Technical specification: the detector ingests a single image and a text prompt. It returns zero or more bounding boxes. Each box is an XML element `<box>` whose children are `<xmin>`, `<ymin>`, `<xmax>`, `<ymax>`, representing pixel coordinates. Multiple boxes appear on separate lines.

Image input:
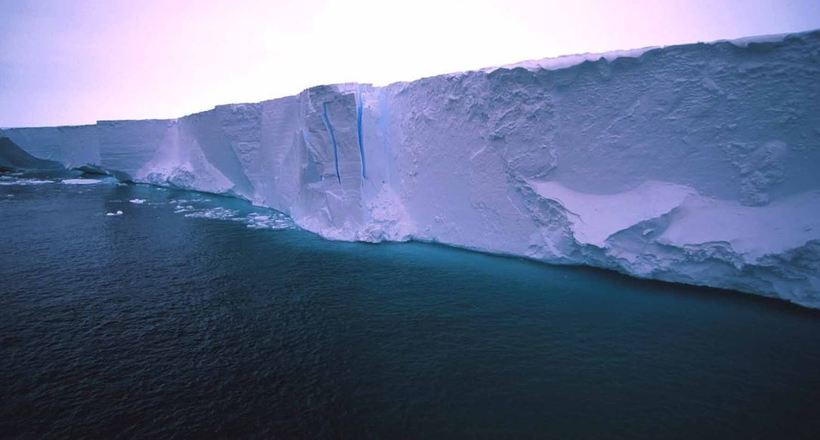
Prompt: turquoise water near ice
<box><xmin>1</xmin><ymin>174</ymin><xmax>819</xmax><ymax>438</ymax></box>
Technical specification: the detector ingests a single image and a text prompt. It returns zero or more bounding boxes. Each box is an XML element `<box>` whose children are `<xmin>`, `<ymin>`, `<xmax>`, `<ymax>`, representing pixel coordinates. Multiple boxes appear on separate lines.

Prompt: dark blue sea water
<box><xmin>2</xmin><ymin>174</ymin><xmax>820</xmax><ymax>439</ymax></box>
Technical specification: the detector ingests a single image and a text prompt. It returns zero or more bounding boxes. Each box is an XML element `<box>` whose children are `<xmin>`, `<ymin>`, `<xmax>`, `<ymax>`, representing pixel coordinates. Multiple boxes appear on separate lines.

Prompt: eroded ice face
<box><xmin>4</xmin><ymin>30</ymin><xmax>820</xmax><ymax>307</ymax></box>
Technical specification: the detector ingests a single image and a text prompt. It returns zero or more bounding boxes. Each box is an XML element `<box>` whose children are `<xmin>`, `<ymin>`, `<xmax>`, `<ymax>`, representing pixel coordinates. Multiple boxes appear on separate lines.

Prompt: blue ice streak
<box><xmin>356</xmin><ymin>94</ymin><xmax>367</xmax><ymax>178</ymax></box>
<box><xmin>321</xmin><ymin>102</ymin><xmax>341</xmax><ymax>184</ymax></box>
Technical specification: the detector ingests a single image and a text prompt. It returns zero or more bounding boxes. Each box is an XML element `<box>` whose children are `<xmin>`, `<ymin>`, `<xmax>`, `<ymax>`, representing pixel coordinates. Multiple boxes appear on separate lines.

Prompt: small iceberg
<box><xmin>62</xmin><ymin>178</ymin><xmax>102</xmax><ymax>185</ymax></box>
<box><xmin>129</xmin><ymin>198</ymin><xmax>147</xmax><ymax>204</ymax></box>
<box><xmin>106</xmin><ymin>210</ymin><xmax>124</xmax><ymax>216</ymax></box>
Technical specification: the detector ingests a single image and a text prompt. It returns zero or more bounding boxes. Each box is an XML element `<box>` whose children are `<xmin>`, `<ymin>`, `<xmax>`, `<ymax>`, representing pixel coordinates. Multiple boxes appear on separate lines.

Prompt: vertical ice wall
<box><xmin>4</xmin><ymin>30</ymin><xmax>820</xmax><ymax>306</ymax></box>
<box><xmin>97</xmin><ymin>120</ymin><xmax>171</xmax><ymax>178</ymax></box>
<box><xmin>7</xmin><ymin>121</ymin><xmax>168</xmax><ymax>175</ymax></box>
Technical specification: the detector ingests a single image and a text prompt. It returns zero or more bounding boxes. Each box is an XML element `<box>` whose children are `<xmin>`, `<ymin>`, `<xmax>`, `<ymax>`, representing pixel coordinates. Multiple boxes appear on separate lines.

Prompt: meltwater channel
<box><xmin>1</xmin><ymin>174</ymin><xmax>819</xmax><ymax>439</ymax></box>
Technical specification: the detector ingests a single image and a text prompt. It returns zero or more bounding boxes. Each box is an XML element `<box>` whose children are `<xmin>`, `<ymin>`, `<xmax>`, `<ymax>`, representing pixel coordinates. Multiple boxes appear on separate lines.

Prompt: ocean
<box><xmin>2</xmin><ymin>173</ymin><xmax>819</xmax><ymax>439</ymax></box>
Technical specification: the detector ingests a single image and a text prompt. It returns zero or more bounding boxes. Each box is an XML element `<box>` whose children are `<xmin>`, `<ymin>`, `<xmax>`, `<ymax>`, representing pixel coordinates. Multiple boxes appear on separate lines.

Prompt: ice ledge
<box><xmin>525</xmin><ymin>179</ymin><xmax>820</xmax><ymax>307</ymax></box>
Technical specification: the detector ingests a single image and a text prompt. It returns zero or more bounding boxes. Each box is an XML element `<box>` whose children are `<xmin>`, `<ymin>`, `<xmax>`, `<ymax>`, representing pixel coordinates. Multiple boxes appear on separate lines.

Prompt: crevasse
<box><xmin>321</xmin><ymin>101</ymin><xmax>342</xmax><ymax>184</ymax></box>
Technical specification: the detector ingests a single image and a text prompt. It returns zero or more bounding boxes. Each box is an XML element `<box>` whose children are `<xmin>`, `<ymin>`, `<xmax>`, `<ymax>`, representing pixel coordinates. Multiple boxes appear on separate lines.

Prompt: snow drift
<box><xmin>5</xmin><ymin>31</ymin><xmax>820</xmax><ymax>307</ymax></box>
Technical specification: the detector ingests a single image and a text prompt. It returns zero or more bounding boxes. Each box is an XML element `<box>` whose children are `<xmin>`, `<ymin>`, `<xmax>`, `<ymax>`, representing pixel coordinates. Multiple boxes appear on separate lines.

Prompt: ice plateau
<box><xmin>4</xmin><ymin>31</ymin><xmax>820</xmax><ymax>307</ymax></box>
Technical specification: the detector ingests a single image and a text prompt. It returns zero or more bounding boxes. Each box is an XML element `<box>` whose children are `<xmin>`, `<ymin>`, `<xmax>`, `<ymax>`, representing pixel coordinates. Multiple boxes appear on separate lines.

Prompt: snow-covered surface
<box><xmin>5</xmin><ymin>30</ymin><xmax>820</xmax><ymax>307</ymax></box>
<box><xmin>527</xmin><ymin>180</ymin><xmax>696</xmax><ymax>247</ymax></box>
<box><xmin>485</xmin><ymin>47</ymin><xmax>655</xmax><ymax>74</ymax></box>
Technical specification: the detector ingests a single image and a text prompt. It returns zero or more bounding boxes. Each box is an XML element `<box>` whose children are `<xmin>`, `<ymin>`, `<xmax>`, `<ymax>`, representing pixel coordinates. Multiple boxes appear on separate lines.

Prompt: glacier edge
<box><xmin>4</xmin><ymin>30</ymin><xmax>820</xmax><ymax>307</ymax></box>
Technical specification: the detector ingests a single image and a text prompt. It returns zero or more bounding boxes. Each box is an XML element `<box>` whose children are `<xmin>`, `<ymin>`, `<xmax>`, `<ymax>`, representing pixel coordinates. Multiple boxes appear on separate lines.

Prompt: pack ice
<box><xmin>5</xmin><ymin>31</ymin><xmax>820</xmax><ymax>307</ymax></box>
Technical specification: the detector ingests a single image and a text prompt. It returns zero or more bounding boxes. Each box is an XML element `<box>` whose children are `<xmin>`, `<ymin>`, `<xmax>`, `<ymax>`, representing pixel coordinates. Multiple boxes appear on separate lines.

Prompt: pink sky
<box><xmin>1</xmin><ymin>0</ymin><xmax>818</xmax><ymax>127</ymax></box>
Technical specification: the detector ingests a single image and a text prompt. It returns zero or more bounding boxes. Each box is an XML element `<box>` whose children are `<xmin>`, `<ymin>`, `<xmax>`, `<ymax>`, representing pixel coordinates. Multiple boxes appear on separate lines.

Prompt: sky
<box><xmin>1</xmin><ymin>0</ymin><xmax>819</xmax><ymax>127</ymax></box>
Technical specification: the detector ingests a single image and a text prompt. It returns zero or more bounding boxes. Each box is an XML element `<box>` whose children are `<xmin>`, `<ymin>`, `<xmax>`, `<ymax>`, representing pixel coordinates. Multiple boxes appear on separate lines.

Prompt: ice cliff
<box><xmin>0</xmin><ymin>137</ymin><xmax>63</xmax><ymax>171</ymax></box>
<box><xmin>5</xmin><ymin>31</ymin><xmax>820</xmax><ymax>307</ymax></box>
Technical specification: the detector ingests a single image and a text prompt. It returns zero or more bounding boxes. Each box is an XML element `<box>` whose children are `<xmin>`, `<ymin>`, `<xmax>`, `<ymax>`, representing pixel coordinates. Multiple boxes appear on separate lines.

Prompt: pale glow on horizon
<box><xmin>1</xmin><ymin>0</ymin><xmax>818</xmax><ymax>127</ymax></box>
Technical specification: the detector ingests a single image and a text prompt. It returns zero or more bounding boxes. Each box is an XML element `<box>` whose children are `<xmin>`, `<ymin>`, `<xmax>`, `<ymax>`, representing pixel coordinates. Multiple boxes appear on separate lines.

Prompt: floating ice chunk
<box><xmin>129</xmin><ymin>198</ymin><xmax>147</xmax><ymax>204</ymax></box>
<box><xmin>245</xmin><ymin>212</ymin><xmax>295</xmax><ymax>230</ymax></box>
<box><xmin>183</xmin><ymin>207</ymin><xmax>238</xmax><ymax>220</ymax></box>
<box><xmin>0</xmin><ymin>176</ymin><xmax>54</xmax><ymax>185</ymax></box>
<box><xmin>106</xmin><ymin>210</ymin><xmax>124</xmax><ymax>216</ymax></box>
<box><xmin>62</xmin><ymin>178</ymin><xmax>102</xmax><ymax>185</ymax></box>
<box><xmin>173</xmin><ymin>204</ymin><xmax>195</xmax><ymax>213</ymax></box>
